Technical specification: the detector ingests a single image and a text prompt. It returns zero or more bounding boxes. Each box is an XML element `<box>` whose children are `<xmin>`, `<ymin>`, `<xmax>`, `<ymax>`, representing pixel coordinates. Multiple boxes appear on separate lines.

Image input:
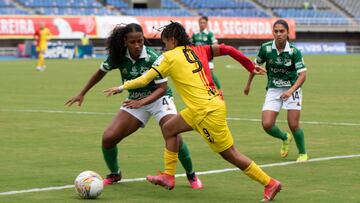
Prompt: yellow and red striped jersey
<box><xmin>152</xmin><ymin>45</ymin><xmax>223</xmax><ymax>115</ymax></box>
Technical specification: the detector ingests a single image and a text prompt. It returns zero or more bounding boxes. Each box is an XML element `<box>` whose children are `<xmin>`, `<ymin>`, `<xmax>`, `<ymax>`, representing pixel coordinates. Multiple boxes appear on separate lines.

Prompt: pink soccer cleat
<box><xmin>146</xmin><ymin>172</ymin><xmax>175</xmax><ymax>190</ymax></box>
<box><xmin>262</xmin><ymin>178</ymin><xmax>282</xmax><ymax>201</ymax></box>
<box><xmin>187</xmin><ymin>175</ymin><xmax>203</xmax><ymax>189</ymax></box>
<box><xmin>103</xmin><ymin>172</ymin><xmax>122</xmax><ymax>186</ymax></box>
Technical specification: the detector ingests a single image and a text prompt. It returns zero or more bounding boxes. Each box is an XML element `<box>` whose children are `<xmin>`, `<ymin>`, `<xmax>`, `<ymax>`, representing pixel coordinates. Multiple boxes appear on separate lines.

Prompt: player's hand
<box><xmin>123</xmin><ymin>99</ymin><xmax>144</xmax><ymax>109</ymax></box>
<box><xmin>243</xmin><ymin>86</ymin><xmax>251</xmax><ymax>95</ymax></box>
<box><xmin>252</xmin><ymin>65</ymin><xmax>266</xmax><ymax>75</ymax></box>
<box><xmin>65</xmin><ymin>94</ymin><xmax>84</xmax><ymax>107</ymax></box>
<box><xmin>103</xmin><ymin>86</ymin><xmax>124</xmax><ymax>97</ymax></box>
<box><xmin>280</xmin><ymin>90</ymin><xmax>292</xmax><ymax>101</ymax></box>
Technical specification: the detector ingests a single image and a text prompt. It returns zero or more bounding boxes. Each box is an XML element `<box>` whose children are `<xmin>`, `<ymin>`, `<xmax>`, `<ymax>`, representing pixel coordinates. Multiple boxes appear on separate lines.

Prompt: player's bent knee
<box><xmin>262</xmin><ymin>122</ymin><xmax>273</xmax><ymax>132</ymax></box>
<box><xmin>102</xmin><ymin>130</ymin><xmax>122</xmax><ymax>148</ymax></box>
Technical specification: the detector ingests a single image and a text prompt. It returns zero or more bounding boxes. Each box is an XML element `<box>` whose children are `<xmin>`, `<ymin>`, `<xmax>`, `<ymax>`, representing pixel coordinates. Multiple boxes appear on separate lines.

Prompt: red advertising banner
<box><xmin>0</xmin><ymin>16</ymin><xmax>96</xmax><ymax>38</ymax></box>
<box><xmin>136</xmin><ymin>17</ymin><xmax>296</xmax><ymax>39</ymax></box>
<box><xmin>0</xmin><ymin>16</ymin><xmax>295</xmax><ymax>39</ymax></box>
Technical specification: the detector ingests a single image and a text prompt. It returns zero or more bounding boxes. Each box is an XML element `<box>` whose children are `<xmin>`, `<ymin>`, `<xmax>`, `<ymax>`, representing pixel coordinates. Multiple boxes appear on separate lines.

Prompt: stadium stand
<box><xmin>331</xmin><ymin>0</ymin><xmax>360</xmax><ymax>18</ymax></box>
<box><xmin>0</xmin><ymin>0</ymin><xmax>359</xmax><ymax>25</ymax></box>
<box><xmin>256</xmin><ymin>0</ymin><xmax>349</xmax><ymax>24</ymax></box>
<box><xmin>0</xmin><ymin>0</ymin><xmax>30</xmax><ymax>15</ymax></box>
<box><xmin>16</xmin><ymin>0</ymin><xmax>116</xmax><ymax>15</ymax></box>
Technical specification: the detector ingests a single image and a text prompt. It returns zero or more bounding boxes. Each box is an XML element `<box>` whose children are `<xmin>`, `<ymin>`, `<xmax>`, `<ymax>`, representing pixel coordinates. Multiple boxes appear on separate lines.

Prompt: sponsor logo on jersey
<box><xmin>270</xmin><ymin>67</ymin><xmax>290</xmax><ymax>75</ymax></box>
<box><xmin>284</xmin><ymin>59</ymin><xmax>292</xmax><ymax>66</ymax></box>
<box><xmin>272</xmin><ymin>79</ymin><xmax>291</xmax><ymax>87</ymax></box>
<box><xmin>139</xmin><ymin>66</ymin><xmax>149</xmax><ymax>74</ymax></box>
<box><xmin>275</xmin><ymin>57</ymin><xmax>283</xmax><ymax>65</ymax></box>
<box><xmin>129</xmin><ymin>90</ymin><xmax>152</xmax><ymax>99</ymax></box>
<box><xmin>130</xmin><ymin>66</ymin><xmax>139</xmax><ymax>76</ymax></box>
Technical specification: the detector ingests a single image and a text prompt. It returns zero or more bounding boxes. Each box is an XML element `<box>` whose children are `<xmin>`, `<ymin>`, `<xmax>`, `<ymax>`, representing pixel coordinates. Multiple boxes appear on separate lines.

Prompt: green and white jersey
<box><xmin>255</xmin><ymin>40</ymin><xmax>306</xmax><ymax>89</ymax></box>
<box><xmin>100</xmin><ymin>46</ymin><xmax>172</xmax><ymax>100</ymax></box>
<box><xmin>192</xmin><ymin>29</ymin><xmax>218</xmax><ymax>46</ymax></box>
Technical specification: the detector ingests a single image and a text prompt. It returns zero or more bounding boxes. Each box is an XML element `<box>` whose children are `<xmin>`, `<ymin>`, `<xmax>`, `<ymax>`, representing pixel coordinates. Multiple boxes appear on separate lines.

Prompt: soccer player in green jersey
<box><xmin>244</xmin><ymin>19</ymin><xmax>308</xmax><ymax>162</ymax></box>
<box><xmin>66</xmin><ymin>23</ymin><xmax>202</xmax><ymax>188</ymax></box>
<box><xmin>192</xmin><ymin>16</ymin><xmax>223</xmax><ymax>98</ymax></box>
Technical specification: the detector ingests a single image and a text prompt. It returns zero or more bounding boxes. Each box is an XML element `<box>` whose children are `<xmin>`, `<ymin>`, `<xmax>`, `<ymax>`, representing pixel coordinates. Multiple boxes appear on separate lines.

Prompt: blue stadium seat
<box><xmin>180</xmin><ymin>0</ymin><xmax>254</xmax><ymax>9</ymax></box>
<box><xmin>199</xmin><ymin>9</ymin><xmax>269</xmax><ymax>17</ymax></box>
<box><xmin>121</xmin><ymin>8</ymin><xmax>193</xmax><ymax>16</ymax></box>
<box><xmin>274</xmin><ymin>8</ymin><xmax>349</xmax><ymax>24</ymax></box>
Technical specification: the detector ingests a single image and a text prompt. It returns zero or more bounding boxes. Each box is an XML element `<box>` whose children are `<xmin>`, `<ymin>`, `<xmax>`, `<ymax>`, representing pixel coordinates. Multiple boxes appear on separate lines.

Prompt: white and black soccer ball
<box><xmin>74</xmin><ymin>170</ymin><xmax>103</xmax><ymax>199</ymax></box>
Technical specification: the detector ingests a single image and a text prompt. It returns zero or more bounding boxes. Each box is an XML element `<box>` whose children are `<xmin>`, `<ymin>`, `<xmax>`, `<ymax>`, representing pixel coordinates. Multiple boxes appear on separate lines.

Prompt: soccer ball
<box><xmin>74</xmin><ymin>170</ymin><xmax>104</xmax><ymax>199</ymax></box>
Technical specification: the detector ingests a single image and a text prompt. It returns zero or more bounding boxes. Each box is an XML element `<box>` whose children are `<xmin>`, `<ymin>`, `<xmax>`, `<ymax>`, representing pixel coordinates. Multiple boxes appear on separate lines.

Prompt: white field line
<box><xmin>0</xmin><ymin>154</ymin><xmax>359</xmax><ymax>196</ymax></box>
<box><xmin>1</xmin><ymin>109</ymin><xmax>360</xmax><ymax>127</ymax></box>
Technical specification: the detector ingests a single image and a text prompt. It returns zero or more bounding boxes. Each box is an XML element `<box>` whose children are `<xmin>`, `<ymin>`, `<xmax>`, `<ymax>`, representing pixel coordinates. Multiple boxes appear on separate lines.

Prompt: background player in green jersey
<box><xmin>192</xmin><ymin>16</ymin><xmax>223</xmax><ymax>98</ymax></box>
<box><xmin>66</xmin><ymin>23</ymin><xmax>202</xmax><ymax>188</ymax></box>
<box><xmin>244</xmin><ymin>19</ymin><xmax>308</xmax><ymax>162</ymax></box>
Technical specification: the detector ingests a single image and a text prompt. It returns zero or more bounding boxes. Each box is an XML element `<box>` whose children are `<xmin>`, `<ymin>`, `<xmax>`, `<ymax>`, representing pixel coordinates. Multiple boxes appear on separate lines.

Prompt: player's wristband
<box><xmin>117</xmin><ymin>85</ymin><xmax>124</xmax><ymax>92</ymax></box>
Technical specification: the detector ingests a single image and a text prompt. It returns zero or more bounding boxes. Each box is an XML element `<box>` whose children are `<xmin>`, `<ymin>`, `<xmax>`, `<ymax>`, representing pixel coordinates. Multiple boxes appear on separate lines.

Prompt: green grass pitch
<box><xmin>0</xmin><ymin>54</ymin><xmax>359</xmax><ymax>202</ymax></box>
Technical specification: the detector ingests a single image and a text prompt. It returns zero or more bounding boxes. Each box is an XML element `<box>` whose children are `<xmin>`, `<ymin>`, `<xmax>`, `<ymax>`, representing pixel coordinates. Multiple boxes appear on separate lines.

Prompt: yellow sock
<box><xmin>37</xmin><ymin>53</ymin><xmax>45</xmax><ymax>67</ymax></box>
<box><xmin>163</xmin><ymin>148</ymin><xmax>178</xmax><ymax>176</ymax></box>
<box><xmin>244</xmin><ymin>161</ymin><xmax>271</xmax><ymax>186</ymax></box>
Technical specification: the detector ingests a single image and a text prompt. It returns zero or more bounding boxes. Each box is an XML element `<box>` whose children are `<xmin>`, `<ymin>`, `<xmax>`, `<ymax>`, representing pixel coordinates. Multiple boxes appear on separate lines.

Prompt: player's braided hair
<box><xmin>106</xmin><ymin>23</ymin><xmax>144</xmax><ymax>65</ymax></box>
<box><xmin>161</xmin><ymin>21</ymin><xmax>192</xmax><ymax>46</ymax></box>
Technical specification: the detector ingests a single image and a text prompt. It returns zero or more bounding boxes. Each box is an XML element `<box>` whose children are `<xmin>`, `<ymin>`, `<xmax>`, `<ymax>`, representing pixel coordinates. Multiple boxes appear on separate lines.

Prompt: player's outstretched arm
<box><xmin>244</xmin><ymin>72</ymin><xmax>255</xmax><ymax>95</ymax></box>
<box><xmin>123</xmin><ymin>82</ymin><xmax>167</xmax><ymax>109</ymax></box>
<box><xmin>211</xmin><ymin>44</ymin><xmax>266</xmax><ymax>75</ymax></box>
<box><xmin>66</xmin><ymin>69</ymin><xmax>106</xmax><ymax>107</ymax></box>
<box><xmin>103</xmin><ymin>68</ymin><xmax>159</xmax><ymax>97</ymax></box>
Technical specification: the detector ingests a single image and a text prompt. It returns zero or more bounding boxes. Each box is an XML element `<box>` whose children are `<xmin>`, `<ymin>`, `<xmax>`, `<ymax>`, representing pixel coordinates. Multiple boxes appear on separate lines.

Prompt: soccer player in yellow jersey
<box><xmin>104</xmin><ymin>22</ymin><xmax>282</xmax><ymax>201</ymax></box>
<box><xmin>34</xmin><ymin>22</ymin><xmax>51</xmax><ymax>71</ymax></box>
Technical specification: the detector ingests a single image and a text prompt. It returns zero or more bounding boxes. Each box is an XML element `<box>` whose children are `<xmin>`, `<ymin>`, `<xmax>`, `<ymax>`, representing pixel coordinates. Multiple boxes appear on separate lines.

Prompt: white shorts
<box><xmin>120</xmin><ymin>95</ymin><xmax>177</xmax><ymax>127</ymax></box>
<box><xmin>262</xmin><ymin>88</ymin><xmax>302</xmax><ymax>112</ymax></box>
<box><xmin>209</xmin><ymin>62</ymin><xmax>214</xmax><ymax>70</ymax></box>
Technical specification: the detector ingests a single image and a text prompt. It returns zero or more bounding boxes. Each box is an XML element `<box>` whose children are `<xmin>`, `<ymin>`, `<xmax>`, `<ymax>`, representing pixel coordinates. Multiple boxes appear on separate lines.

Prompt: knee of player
<box><xmin>262</xmin><ymin>122</ymin><xmax>273</xmax><ymax>132</ymax></box>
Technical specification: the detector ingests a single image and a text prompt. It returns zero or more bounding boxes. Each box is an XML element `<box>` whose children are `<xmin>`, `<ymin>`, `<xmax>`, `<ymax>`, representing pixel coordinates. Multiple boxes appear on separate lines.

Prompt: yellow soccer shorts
<box><xmin>180</xmin><ymin>104</ymin><xmax>234</xmax><ymax>153</ymax></box>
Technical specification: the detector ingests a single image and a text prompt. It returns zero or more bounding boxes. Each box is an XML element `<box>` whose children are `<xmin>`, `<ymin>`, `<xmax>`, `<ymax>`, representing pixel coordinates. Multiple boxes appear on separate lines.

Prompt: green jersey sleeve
<box><xmin>209</xmin><ymin>32</ymin><xmax>218</xmax><ymax>44</ymax></box>
<box><xmin>100</xmin><ymin>56</ymin><xmax>116</xmax><ymax>72</ymax></box>
<box><xmin>255</xmin><ymin>45</ymin><xmax>267</xmax><ymax>65</ymax></box>
<box><xmin>293</xmin><ymin>48</ymin><xmax>306</xmax><ymax>73</ymax></box>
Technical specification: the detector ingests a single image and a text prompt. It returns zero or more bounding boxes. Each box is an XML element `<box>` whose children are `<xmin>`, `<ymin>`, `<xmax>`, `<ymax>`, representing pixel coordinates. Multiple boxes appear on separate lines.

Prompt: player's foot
<box><xmin>36</xmin><ymin>66</ymin><xmax>44</xmax><ymax>72</ymax></box>
<box><xmin>296</xmin><ymin>153</ymin><xmax>309</xmax><ymax>162</ymax></box>
<box><xmin>280</xmin><ymin>133</ymin><xmax>293</xmax><ymax>158</ymax></box>
<box><xmin>146</xmin><ymin>172</ymin><xmax>175</xmax><ymax>190</ymax></box>
<box><xmin>103</xmin><ymin>172</ymin><xmax>122</xmax><ymax>185</ymax></box>
<box><xmin>262</xmin><ymin>178</ymin><xmax>282</xmax><ymax>201</ymax></box>
<box><xmin>186</xmin><ymin>172</ymin><xmax>203</xmax><ymax>189</ymax></box>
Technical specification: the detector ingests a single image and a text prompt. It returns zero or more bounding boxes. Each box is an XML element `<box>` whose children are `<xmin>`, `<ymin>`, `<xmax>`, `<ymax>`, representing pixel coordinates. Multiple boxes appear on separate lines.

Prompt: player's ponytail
<box><xmin>106</xmin><ymin>23</ymin><xmax>144</xmax><ymax>65</ymax></box>
<box><xmin>161</xmin><ymin>22</ymin><xmax>191</xmax><ymax>47</ymax></box>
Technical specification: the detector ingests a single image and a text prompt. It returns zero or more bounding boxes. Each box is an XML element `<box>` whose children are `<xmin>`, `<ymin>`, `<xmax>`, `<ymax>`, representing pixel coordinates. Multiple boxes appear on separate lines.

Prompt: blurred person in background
<box><xmin>34</xmin><ymin>22</ymin><xmax>51</xmax><ymax>71</ymax></box>
<box><xmin>81</xmin><ymin>33</ymin><xmax>90</xmax><ymax>45</ymax></box>
<box><xmin>244</xmin><ymin>19</ymin><xmax>308</xmax><ymax>162</ymax></box>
